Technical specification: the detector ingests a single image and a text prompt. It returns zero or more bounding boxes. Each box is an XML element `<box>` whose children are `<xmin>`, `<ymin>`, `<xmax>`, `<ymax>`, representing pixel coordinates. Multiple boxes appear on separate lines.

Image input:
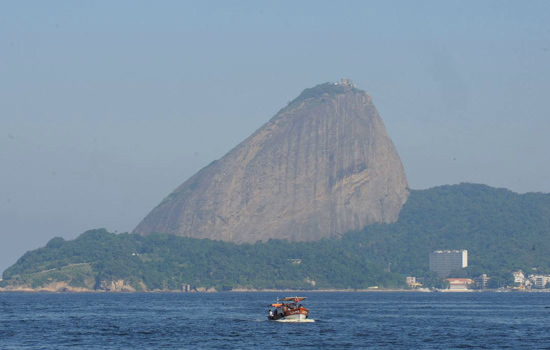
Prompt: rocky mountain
<box><xmin>4</xmin><ymin>184</ymin><xmax>550</xmax><ymax>292</ymax></box>
<box><xmin>133</xmin><ymin>80</ymin><xmax>409</xmax><ymax>242</ymax></box>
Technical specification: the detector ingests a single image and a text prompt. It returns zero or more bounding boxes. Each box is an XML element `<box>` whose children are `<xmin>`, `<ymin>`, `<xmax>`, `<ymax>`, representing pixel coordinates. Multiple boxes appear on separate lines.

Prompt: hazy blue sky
<box><xmin>1</xmin><ymin>1</ymin><xmax>549</xmax><ymax>273</ymax></box>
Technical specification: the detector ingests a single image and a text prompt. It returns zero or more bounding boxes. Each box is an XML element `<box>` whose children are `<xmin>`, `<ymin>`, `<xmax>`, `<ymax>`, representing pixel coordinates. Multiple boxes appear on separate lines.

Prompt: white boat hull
<box><xmin>284</xmin><ymin>312</ymin><xmax>306</xmax><ymax>321</ymax></box>
<box><xmin>272</xmin><ymin>311</ymin><xmax>314</xmax><ymax>322</ymax></box>
<box><xmin>274</xmin><ymin>318</ymin><xmax>315</xmax><ymax>323</ymax></box>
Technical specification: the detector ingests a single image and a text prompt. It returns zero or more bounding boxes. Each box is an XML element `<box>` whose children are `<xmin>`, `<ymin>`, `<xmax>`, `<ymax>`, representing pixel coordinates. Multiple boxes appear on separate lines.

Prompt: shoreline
<box><xmin>1</xmin><ymin>286</ymin><xmax>544</xmax><ymax>293</ymax></box>
<box><xmin>0</xmin><ymin>287</ymin><xmax>413</xmax><ymax>293</ymax></box>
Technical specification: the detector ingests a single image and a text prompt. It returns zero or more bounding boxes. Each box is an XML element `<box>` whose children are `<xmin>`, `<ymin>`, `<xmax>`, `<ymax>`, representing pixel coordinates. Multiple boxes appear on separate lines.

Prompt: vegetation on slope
<box><xmin>2</xmin><ymin>183</ymin><xmax>550</xmax><ymax>291</ymax></box>
<box><xmin>1</xmin><ymin>230</ymin><xmax>401</xmax><ymax>291</ymax></box>
<box><xmin>345</xmin><ymin>183</ymin><xmax>550</xmax><ymax>285</ymax></box>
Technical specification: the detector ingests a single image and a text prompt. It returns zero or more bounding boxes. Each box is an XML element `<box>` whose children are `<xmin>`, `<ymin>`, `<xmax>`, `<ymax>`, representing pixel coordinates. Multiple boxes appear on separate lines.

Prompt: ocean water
<box><xmin>1</xmin><ymin>291</ymin><xmax>550</xmax><ymax>349</ymax></box>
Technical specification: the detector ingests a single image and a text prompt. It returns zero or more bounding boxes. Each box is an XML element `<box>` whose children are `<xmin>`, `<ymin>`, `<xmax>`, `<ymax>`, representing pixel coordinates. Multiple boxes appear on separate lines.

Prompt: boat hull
<box><xmin>283</xmin><ymin>308</ymin><xmax>308</xmax><ymax>320</ymax></box>
<box><xmin>274</xmin><ymin>317</ymin><xmax>315</xmax><ymax>323</ymax></box>
<box><xmin>279</xmin><ymin>313</ymin><xmax>307</xmax><ymax>322</ymax></box>
<box><xmin>268</xmin><ymin>307</ymin><xmax>309</xmax><ymax>322</ymax></box>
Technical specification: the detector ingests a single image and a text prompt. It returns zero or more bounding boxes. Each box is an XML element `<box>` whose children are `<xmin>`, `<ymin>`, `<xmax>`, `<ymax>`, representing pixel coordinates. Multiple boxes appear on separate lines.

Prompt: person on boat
<box><xmin>269</xmin><ymin>310</ymin><xmax>273</xmax><ymax>318</ymax></box>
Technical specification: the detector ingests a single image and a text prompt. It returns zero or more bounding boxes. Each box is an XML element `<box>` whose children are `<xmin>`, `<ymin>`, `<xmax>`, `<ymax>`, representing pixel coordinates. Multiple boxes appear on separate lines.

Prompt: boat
<box><xmin>267</xmin><ymin>297</ymin><xmax>313</xmax><ymax>322</ymax></box>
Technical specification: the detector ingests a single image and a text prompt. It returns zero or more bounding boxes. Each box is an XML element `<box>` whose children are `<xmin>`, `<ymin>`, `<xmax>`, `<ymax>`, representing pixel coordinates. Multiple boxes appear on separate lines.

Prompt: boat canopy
<box><xmin>280</xmin><ymin>297</ymin><xmax>306</xmax><ymax>301</ymax></box>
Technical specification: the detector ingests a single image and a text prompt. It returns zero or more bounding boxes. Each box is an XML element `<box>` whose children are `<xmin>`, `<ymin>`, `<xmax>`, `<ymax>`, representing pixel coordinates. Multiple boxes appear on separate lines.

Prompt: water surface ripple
<box><xmin>1</xmin><ymin>292</ymin><xmax>550</xmax><ymax>349</ymax></box>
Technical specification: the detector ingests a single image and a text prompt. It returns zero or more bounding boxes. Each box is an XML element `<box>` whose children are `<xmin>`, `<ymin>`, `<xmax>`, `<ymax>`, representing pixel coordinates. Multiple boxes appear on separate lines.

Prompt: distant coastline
<box><xmin>1</xmin><ymin>286</ymin><xmax>547</xmax><ymax>294</ymax></box>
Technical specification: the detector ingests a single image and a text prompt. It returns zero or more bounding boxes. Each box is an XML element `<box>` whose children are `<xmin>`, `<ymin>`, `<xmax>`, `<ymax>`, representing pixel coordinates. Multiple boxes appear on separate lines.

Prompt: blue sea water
<box><xmin>1</xmin><ymin>291</ymin><xmax>550</xmax><ymax>349</ymax></box>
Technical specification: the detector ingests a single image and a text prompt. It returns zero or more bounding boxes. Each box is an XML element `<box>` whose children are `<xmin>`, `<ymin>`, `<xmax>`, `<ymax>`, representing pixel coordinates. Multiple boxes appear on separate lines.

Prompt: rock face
<box><xmin>94</xmin><ymin>279</ymin><xmax>136</xmax><ymax>292</ymax></box>
<box><xmin>134</xmin><ymin>81</ymin><xmax>409</xmax><ymax>242</ymax></box>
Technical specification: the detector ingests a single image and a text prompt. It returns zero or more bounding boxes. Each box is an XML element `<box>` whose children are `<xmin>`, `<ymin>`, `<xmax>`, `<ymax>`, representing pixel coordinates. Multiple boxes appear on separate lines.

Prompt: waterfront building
<box><xmin>535</xmin><ymin>276</ymin><xmax>545</xmax><ymax>289</ymax></box>
<box><xmin>474</xmin><ymin>274</ymin><xmax>490</xmax><ymax>289</ymax></box>
<box><xmin>532</xmin><ymin>275</ymin><xmax>550</xmax><ymax>289</ymax></box>
<box><xmin>446</xmin><ymin>278</ymin><xmax>474</xmax><ymax>291</ymax></box>
<box><xmin>406</xmin><ymin>276</ymin><xmax>422</xmax><ymax>288</ymax></box>
<box><xmin>429</xmin><ymin>250</ymin><xmax>468</xmax><ymax>277</ymax></box>
<box><xmin>513</xmin><ymin>270</ymin><xmax>525</xmax><ymax>285</ymax></box>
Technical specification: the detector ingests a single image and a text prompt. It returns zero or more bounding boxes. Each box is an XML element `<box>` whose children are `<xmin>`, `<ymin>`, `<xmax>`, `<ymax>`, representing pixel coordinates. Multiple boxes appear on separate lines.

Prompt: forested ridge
<box><xmin>2</xmin><ymin>183</ymin><xmax>550</xmax><ymax>291</ymax></box>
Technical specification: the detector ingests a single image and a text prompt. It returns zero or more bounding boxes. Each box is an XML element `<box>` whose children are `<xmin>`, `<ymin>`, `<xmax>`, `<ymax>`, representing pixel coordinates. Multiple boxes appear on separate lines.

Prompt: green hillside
<box><xmin>2</xmin><ymin>183</ymin><xmax>550</xmax><ymax>291</ymax></box>
<box><xmin>1</xmin><ymin>230</ymin><xmax>402</xmax><ymax>291</ymax></box>
<box><xmin>346</xmin><ymin>183</ymin><xmax>550</xmax><ymax>281</ymax></box>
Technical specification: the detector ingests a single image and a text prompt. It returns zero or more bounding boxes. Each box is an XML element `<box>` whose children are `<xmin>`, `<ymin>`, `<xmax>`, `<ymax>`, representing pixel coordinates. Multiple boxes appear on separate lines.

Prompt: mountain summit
<box><xmin>134</xmin><ymin>80</ymin><xmax>409</xmax><ymax>242</ymax></box>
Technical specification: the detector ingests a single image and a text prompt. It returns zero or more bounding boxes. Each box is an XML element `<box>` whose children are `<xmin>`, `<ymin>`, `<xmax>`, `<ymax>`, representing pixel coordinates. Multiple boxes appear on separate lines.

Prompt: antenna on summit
<box><xmin>338</xmin><ymin>78</ymin><xmax>355</xmax><ymax>88</ymax></box>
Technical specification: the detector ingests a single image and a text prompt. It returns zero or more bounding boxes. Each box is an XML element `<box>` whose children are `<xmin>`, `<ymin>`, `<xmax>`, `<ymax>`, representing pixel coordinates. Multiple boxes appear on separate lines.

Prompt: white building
<box><xmin>531</xmin><ymin>275</ymin><xmax>550</xmax><ymax>289</ymax></box>
<box><xmin>429</xmin><ymin>250</ymin><xmax>468</xmax><ymax>277</ymax></box>
<box><xmin>406</xmin><ymin>276</ymin><xmax>422</xmax><ymax>288</ymax></box>
<box><xmin>447</xmin><ymin>278</ymin><xmax>474</xmax><ymax>291</ymax></box>
<box><xmin>513</xmin><ymin>270</ymin><xmax>525</xmax><ymax>284</ymax></box>
<box><xmin>474</xmin><ymin>274</ymin><xmax>490</xmax><ymax>289</ymax></box>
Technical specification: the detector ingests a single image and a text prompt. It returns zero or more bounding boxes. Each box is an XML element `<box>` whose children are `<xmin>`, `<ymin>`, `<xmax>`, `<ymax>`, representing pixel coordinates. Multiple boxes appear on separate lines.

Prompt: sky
<box><xmin>1</xmin><ymin>1</ymin><xmax>549</xmax><ymax>273</ymax></box>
